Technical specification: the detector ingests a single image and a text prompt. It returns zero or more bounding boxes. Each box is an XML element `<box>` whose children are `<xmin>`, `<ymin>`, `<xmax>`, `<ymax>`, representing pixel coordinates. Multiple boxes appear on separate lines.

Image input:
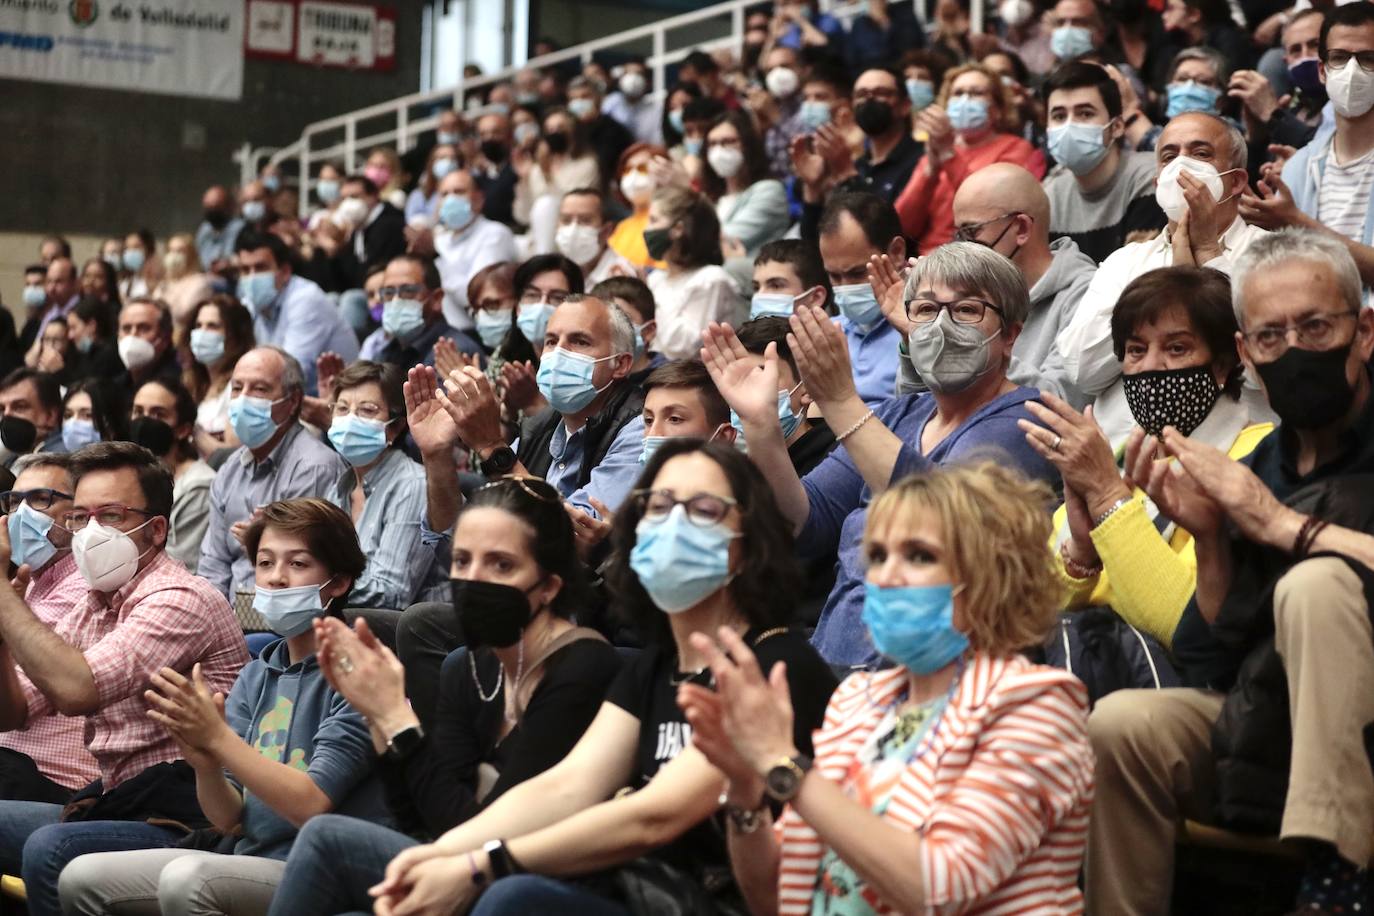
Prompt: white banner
<box><xmin>0</xmin><ymin>0</ymin><xmax>244</xmax><ymax>100</ymax></box>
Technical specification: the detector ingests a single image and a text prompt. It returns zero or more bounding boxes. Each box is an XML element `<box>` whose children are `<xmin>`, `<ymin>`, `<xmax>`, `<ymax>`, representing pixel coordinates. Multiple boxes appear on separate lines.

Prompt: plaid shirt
<box><xmin>0</xmin><ymin>553</ymin><xmax>99</xmax><ymax>790</ymax></box>
<box><xmin>19</xmin><ymin>551</ymin><xmax>249</xmax><ymax>789</ymax></box>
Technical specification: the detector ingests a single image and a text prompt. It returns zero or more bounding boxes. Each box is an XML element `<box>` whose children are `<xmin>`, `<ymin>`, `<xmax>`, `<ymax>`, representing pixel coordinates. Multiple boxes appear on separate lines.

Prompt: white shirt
<box><xmin>603</xmin><ymin>92</ymin><xmax>662</xmax><ymax>145</ymax></box>
<box><xmin>584</xmin><ymin>245</ymin><xmax>636</xmax><ymax>288</ymax></box>
<box><xmin>1317</xmin><ymin>144</ymin><xmax>1374</xmax><ymax>242</ymax></box>
<box><xmin>646</xmin><ymin>265</ymin><xmax>747</xmax><ymax>360</ymax></box>
<box><xmin>433</xmin><ymin>215</ymin><xmax>518</xmax><ymax>331</ymax></box>
<box><xmin>1055</xmin><ymin>216</ymin><xmax>1270</xmax><ymax>446</ymax></box>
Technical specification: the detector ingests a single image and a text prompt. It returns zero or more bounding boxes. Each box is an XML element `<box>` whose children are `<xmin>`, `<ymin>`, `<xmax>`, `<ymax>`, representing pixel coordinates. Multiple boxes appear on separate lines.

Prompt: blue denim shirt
<box><xmin>839</xmin><ymin>316</ymin><xmax>902</xmax><ymax>408</ymax></box>
<box><xmin>800</xmin><ymin>388</ymin><xmax>1059</xmax><ymax>668</ymax></box>
<box><xmin>254</xmin><ymin>275</ymin><xmax>360</xmax><ymax>394</ymax></box>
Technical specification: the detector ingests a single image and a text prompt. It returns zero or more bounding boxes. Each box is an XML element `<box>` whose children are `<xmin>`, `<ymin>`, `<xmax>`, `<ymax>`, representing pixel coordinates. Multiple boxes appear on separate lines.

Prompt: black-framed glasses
<box><xmin>953</xmin><ymin>212</ymin><xmax>1022</xmax><ymax>244</ymax></box>
<box><xmin>378</xmin><ymin>284</ymin><xmax>426</xmax><ymax>300</ymax></box>
<box><xmin>905</xmin><ymin>297</ymin><xmax>1005</xmax><ymax>325</ymax></box>
<box><xmin>0</xmin><ymin>489</ymin><xmax>72</xmax><ymax>514</ymax></box>
<box><xmin>1325</xmin><ymin>49</ymin><xmax>1374</xmax><ymax>72</ymax></box>
<box><xmin>1242</xmin><ymin>311</ymin><xmax>1358</xmax><ymax>360</ymax></box>
<box><xmin>61</xmin><ymin>504</ymin><xmax>154</xmax><ymax>532</ymax></box>
<box><xmin>633</xmin><ymin>489</ymin><xmax>737</xmax><ymax>527</ymax></box>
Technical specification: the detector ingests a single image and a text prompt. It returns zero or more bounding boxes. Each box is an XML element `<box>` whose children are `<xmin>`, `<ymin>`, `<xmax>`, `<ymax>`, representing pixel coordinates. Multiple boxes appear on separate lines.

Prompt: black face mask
<box><xmin>480</xmin><ymin>140</ymin><xmax>509</xmax><ymax>164</ymax></box>
<box><xmin>1254</xmin><ymin>343</ymin><xmax>1358</xmax><ymax>429</ymax></box>
<box><xmin>643</xmin><ymin>227</ymin><xmax>674</xmax><ymax>261</ymax></box>
<box><xmin>544</xmin><ymin>133</ymin><xmax>570</xmax><ymax>155</ymax></box>
<box><xmin>204</xmin><ymin>209</ymin><xmax>230</xmax><ymax>230</ymax></box>
<box><xmin>451</xmin><ymin>578</ymin><xmax>536</xmax><ymax>650</ymax></box>
<box><xmin>0</xmin><ymin>416</ymin><xmax>37</xmax><ymax>455</ymax></box>
<box><xmin>854</xmin><ymin>100</ymin><xmax>896</xmax><ymax>136</ymax></box>
<box><xmin>1122</xmin><ymin>365</ymin><xmax>1221</xmax><ymax>438</ymax></box>
<box><xmin>130</xmin><ymin>416</ymin><xmax>176</xmax><ymax>456</ymax></box>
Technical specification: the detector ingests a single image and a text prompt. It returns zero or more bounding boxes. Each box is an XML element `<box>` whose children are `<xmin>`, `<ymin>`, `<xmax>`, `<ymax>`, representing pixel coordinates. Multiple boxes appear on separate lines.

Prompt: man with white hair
<box><xmin>1055</xmin><ymin>111</ymin><xmax>1270</xmax><ymax>445</ymax></box>
<box><xmin>1086</xmin><ymin>227</ymin><xmax>1374</xmax><ymax>916</ymax></box>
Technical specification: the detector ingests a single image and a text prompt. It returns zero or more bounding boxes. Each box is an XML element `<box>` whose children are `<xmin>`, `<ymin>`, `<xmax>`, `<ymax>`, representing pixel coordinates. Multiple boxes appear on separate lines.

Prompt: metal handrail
<box><xmin>248</xmin><ymin>0</ymin><xmax>975</xmax><ymax>211</ymax></box>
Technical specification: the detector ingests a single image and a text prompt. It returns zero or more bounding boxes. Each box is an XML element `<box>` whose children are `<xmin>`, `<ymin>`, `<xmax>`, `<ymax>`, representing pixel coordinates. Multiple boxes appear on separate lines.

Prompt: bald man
<box><xmin>196</xmin><ymin>185</ymin><xmax>245</xmax><ymax>271</ymax></box>
<box><xmin>897</xmin><ymin>163</ymin><xmax>1093</xmax><ymax>404</ymax></box>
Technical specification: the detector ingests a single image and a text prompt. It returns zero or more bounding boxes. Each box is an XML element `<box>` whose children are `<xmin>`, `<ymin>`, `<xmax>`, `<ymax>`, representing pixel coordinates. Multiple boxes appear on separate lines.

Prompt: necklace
<box><xmin>668</xmin><ymin>626</ymin><xmax>789</xmax><ymax>687</ymax></box>
<box><xmin>469</xmin><ymin>639</ymin><xmax>525</xmax><ymax>710</ymax></box>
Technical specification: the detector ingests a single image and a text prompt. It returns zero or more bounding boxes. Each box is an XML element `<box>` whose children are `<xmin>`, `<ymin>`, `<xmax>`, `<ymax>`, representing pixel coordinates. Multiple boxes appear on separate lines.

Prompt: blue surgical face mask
<box><xmin>668</xmin><ymin>108</ymin><xmax>686</xmax><ymax>135</ymax></box>
<box><xmin>1047</xmin><ymin>120</ymin><xmax>1111</xmax><ymax>176</ymax></box>
<box><xmin>906</xmin><ymin>78</ymin><xmax>935</xmax><ymax>111</ymax></box>
<box><xmin>751</xmin><ymin>292</ymin><xmax>798</xmax><ymax>320</ymax></box>
<box><xmin>382</xmin><ymin>298</ymin><xmax>426</xmax><ymax>341</ymax></box>
<box><xmin>431</xmin><ymin>157</ymin><xmax>457</xmax><ymax>181</ymax></box>
<box><xmin>75</xmin><ymin>335</ymin><xmax>93</xmax><ymax>354</ymax></box>
<box><xmin>800</xmin><ymin>100</ymin><xmax>832</xmax><ymax>131</ymax></box>
<box><xmin>238</xmin><ymin>271</ymin><xmax>278</xmax><ymax>316</ymax></box>
<box><xmin>632</xmin><ymin>323</ymin><xmax>648</xmax><ymax>361</ymax></box>
<box><xmin>328</xmin><ymin>414</ymin><xmax>390</xmax><ymax>467</ymax></box>
<box><xmin>516</xmin><ymin>302</ymin><xmax>555</xmax><ymax>345</ymax></box>
<box><xmin>228</xmin><ymin>394</ymin><xmax>286</xmax><ymax>449</ymax></box>
<box><xmin>437</xmin><ymin>130</ymin><xmax>460</xmax><ymax>145</ymax></box>
<box><xmin>861</xmin><ymin>582</ymin><xmax>970</xmax><ymax>675</ymax></box>
<box><xmin>121</xmin><ymin>249</ymin><xmax>145</xmax><ymax>273</ymax></box>
<box><xmin>683</xmin><ymin>137</ymin><xmax>704</xmax><ymax>157</ymax></box>
<box><xmin>639</xmin><ymin>434</ymin><xmax>669</xmax><ymax>464</ymax></box>
<box><xmin>730</xmin><ymin>384</ymin><xmax>803</xmax><ymax>448</ymax></box>
<box><xmin>262</xmin><ymin>173</ymin><xmax>281</xmax><ymax>193</ymax></box>
<box><xmin>8</xmin><ymin>501</ymin><xmax>59</xmax><ymax>571</ymax></box>
<box><xmin>439</xmin><ymin>193</ymin><xmax>474</xmax><ymax>230</ymax></box>
<box><xmin>242</xmin><ymin>200</ymin><xmax>268</xmax><ymax>223</ymax></box>
<box><xmin>1051</xmin><ymin>25</ymin><xmax>1095</xmax><ymax>60</ymax></box>
<box><xmin>316</xmin><ymin>179</ymin><xmax>340</xmax><ymax>204</ymax></box>
<box><xmin>253</xmin><ymin>580</ymin><xmax>332</xmax><ymax>638</ymax></box>
<box><xmin>568</xmin><ymin>97</ymin><xmax>596</xmax><ymax>119</ymax></box>
<box><xmin>629</xmin><ymin>505</ymin><xmax>739</xmax><ymax>613</ymax></box>
<box><xmin>62</xmin><ymin>419</ymin><xmax>101</xmax><ymax>452</ymax></box>
<box><xmin>22</xmin><ymin>286</ymin><xmax>45</xmax><ymax>309</ymax></box>
<box><xmin>536</xmin><ymin>347</ymin><xmax>619</xmax><ymax>413</ymax></box>
<box><xmin>1165</xmin><ymin>80</ymin><xmax>1222</xmax><ymax>118</ymax></box>
<box><xmin>833</xmin><ymin>282</ymin><xmax>883</xmax><ymax>329</ymax></box>
<box><xmin>946</xmin><ymin>96</ymin><xmax>990</xmax><ymax>131</ymax></box>
<box><xmin>190</xmin><ymin>328</ymin><xmax>226</xmax><ymax>366</ymax></box>
<box><xmin>476</xmin><ymin>308</ymin><xmax>513</xmax><ymax>349</ymax></box>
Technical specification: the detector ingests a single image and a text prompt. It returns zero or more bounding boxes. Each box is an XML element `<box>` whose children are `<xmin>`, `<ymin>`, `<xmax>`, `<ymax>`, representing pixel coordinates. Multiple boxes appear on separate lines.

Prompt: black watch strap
<box><xmin>479</xmin><ymin>445</ymin><xmax>517</xmax><ymax>477</ymax></box>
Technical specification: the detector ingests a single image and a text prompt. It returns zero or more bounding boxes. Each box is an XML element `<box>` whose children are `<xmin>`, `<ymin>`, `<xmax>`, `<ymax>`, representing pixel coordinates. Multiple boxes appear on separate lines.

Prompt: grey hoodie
<box><xmin>897</xmin><ymin>236</ymin><xmax>1096</xmax><ymax>406</ymax></box>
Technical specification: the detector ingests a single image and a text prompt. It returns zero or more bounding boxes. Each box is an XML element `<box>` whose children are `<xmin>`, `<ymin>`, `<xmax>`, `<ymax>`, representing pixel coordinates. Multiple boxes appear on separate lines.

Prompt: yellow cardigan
<box><xmin>1054</xmin><ymin>422</ymin><xmax>1274</xmax><ymax>648</ymax></box>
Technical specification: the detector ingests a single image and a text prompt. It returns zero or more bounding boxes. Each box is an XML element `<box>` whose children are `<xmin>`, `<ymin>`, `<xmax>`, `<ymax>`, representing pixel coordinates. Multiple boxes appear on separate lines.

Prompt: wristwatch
<box><xmin>723</xmin><ymin>796</ymin><xmax>768</xmax><ymax>833</ymax></box>
<box><xmin>479</xmin><ymin>445</ymin><xmax>517</xmax><ymax>477</ymax></box>
<box><xmin>483</xmin><ymin>838</ymin><xmax>522</xmax><ymax>878</ymax></box>
<box><xmin>383</xmin><ymin>724</ymin><xmax>424</xmax><ymax>762</ymax></box>
<box><xmin>763</xmin><ymin>753</ymin><xmax>813</xmax><ymax>803</ymax></box>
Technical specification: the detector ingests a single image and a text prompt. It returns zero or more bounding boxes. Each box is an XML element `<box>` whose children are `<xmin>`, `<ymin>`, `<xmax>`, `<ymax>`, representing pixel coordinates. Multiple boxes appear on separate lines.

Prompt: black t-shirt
<box><xmin>604</xmin><ymin>628</ymin><xmax>838</xmax><ymax>874</ymax></box>
<box><xmin>382</xmin><ymin>637</ymin><xmax>621</xmax><ymax>840</ymax></box>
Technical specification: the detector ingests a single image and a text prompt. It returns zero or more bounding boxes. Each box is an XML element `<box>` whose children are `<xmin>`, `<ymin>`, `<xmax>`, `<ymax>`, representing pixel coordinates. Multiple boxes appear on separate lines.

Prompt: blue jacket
<box><xmin>1280</xmin><ymin>105</ymin><xmax>1367</xmax><ymax>241</ymax></box>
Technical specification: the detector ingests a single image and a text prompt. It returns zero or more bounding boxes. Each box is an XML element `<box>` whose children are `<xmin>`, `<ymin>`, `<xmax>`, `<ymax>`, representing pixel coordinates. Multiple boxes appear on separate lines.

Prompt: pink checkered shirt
<box><xmin>0</xmin><ymin>552</ymin><xmax>99</xmax><ymax>790</ymax></box>
<box><xmin>19</xmin><ymin>551</ymin><xmax>249</xmax><ymax>789</ymax></box>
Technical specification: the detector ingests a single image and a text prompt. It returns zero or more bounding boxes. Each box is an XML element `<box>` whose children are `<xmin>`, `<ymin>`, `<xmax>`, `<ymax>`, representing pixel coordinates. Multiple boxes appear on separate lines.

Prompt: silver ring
<box><xmin>337</xmin><ymin>655</ymin><xmax>355</xmax><ymax>674</ymax></box>
<box><xmin>1051</xmin><ymin>435</ymin><xmax>1062</xmax><ymax>451</ymax></box>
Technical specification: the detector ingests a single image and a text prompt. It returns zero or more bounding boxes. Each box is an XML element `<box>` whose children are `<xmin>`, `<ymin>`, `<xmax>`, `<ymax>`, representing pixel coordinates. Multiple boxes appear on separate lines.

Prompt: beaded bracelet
<box><xmin>1292</xmin><ymin>515</ymin><xmax>1330</xmax><ymax>558</ymax></box>
<box><xmin>836</xmin><ymin>409</ymin><xmax>876</xmax><ymax>443</ymax></box>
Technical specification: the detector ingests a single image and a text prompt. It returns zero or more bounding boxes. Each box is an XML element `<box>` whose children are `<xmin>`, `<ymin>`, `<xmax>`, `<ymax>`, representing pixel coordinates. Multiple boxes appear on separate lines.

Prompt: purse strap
<box><xmin>511</xmin><ymin>626</ymin><xmax>608</xmax><ymax>720</ymax></box>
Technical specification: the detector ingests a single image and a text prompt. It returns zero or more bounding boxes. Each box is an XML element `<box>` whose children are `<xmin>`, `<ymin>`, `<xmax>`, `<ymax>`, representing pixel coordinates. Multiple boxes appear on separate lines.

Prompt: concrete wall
<box><xmin>0</xmin><ymin>1</ymin><xmax>423</xmax><ymax>251</ymax></box>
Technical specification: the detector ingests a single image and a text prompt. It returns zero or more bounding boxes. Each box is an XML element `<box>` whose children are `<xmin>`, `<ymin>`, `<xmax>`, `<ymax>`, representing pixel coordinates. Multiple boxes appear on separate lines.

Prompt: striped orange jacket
<box><xmin>776</xmin><ymin>653</ymin><xmax>1093</xmax><ymax>915</ymax></box>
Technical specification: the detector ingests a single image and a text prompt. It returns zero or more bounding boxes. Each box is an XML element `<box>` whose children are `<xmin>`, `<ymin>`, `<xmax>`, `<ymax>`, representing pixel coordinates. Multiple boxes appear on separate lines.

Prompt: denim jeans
<box><xmin>265</xmin><ymin>814</ymin><xmax>417</xmax><ymax>916</ymax></box>
<box><xmin>469</xmin><ymin>874</ymin><xmax>631</xmax><ymax>915</ymax></box>
<box><xmin>0</xmin><ymin>800</ymin><xmax>181</xmax><ymax>916</ymax></box>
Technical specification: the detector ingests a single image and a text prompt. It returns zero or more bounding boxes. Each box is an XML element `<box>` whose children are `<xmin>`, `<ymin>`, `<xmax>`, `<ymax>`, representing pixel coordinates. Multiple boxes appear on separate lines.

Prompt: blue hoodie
<box><xmin>224</xmin><ymin>638</ymin><xmax>387</xmax><ymax>859</ymax></box>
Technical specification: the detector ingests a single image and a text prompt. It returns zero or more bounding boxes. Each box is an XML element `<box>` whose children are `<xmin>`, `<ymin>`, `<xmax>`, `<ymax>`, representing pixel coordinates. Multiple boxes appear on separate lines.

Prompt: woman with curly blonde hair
<box><xmin>680</xmin><ymin>461</ymin><xmax>1094</xmax><ymax>915</ymax></box>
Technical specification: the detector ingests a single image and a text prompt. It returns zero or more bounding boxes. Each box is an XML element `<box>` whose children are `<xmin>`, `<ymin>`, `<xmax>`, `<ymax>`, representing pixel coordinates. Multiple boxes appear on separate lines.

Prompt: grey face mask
<box><xmin>907</xmin><ymin>312</ymin><xmax>997</xmax><ymax>393</ymax></box>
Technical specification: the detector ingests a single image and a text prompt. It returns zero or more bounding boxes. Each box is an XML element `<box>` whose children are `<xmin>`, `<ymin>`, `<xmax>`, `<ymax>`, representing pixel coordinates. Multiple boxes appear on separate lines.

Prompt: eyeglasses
<box><xmin>633</xmin><ymin>489</ymin><xmax>737</xmax><ymax>527</ymax></box>
<box><xmin>0</xmin><ymin>488</ymin><xmax>72</xmax><ymax>514</ymax></box>
<box><xmin>1325</xmin><ymin>49</ymin><xmax>1374</xmax><ymax>72</ymax></box>
<box><xmin>905</xmin><ymin>297</ymin><xmax>1004</xmax><ymax>325</ymax></box>
<box><xmin>1242</xmin><ymin>311</ymin><xmax>1358</xmax><ymax>360</ymax></box>
<box><xmin>61</xmin><ymin>503</ymin><xmax>154</xmax><ymax>532</ymax></box>
<box><xmin>519</xmin><ymin>288</ymin><xmax>571</xmax><ymax>307</ymax></box>
<box><xmin>378</xmin><ymin>284</ymin><xmax>426</xmax><ymax>301</ymax></box>
<box><xmin>853</xmin><ymin>87</ymin><xmax>901</xmax><ymax>103</ymax></box>
<box><xmin>954</xmin><ymin>212</ymin><xmax>1022</xmax><ymax>243</ymax></box>
<box><xmin>331</xmin><ymin>400</ymin><xmax>391</xmax><ymax>421</ymax></box>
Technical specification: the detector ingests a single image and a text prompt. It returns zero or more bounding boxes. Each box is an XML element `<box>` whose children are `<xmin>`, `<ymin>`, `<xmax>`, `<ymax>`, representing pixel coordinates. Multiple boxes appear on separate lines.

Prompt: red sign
<box><xmin>245</xmin><ymin>0</ymin><xmax>396</xmax><ymax>72</ymax></box>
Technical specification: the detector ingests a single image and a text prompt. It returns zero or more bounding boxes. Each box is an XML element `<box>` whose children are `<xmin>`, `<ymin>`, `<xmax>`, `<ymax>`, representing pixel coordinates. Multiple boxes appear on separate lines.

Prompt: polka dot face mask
<box><xmin>1122</xmin><ymin>365</ymin><xmax>1221</xmax><ymax>438</ymax></box>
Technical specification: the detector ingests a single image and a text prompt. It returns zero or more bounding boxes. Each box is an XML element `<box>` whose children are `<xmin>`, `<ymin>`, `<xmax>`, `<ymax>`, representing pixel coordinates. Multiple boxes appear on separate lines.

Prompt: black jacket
<box><xmin>311</xmin><ymin>203</ymin><xmax>408</xmax><ymax>293</ymax></box>
<box><xmin>515</xmin><ymin>380</ymin><xmax>646</xmax><ymax>491</ymax></box>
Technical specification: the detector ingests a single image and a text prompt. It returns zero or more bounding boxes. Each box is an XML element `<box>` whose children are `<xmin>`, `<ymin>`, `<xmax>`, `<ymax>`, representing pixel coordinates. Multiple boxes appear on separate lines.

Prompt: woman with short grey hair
<box><xmin>704</xmin><ymin>241</ymin><xmax>1060</xmax><ymax>667</ymax></box>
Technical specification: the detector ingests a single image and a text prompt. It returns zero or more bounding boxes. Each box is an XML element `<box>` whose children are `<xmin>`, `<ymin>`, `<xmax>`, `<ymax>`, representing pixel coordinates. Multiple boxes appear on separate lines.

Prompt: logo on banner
<box><xmin>68</xmin><ymin>0</ymin><xmax>97</xmax><ymax>27</ymax></box>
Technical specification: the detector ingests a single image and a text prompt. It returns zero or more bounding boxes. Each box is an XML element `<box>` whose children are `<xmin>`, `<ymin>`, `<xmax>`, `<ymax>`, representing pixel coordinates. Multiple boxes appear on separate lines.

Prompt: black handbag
<box><xmin>606</xmin><ymin>857</ymin><xmax>747</xmax><ymax>916</ymax></box>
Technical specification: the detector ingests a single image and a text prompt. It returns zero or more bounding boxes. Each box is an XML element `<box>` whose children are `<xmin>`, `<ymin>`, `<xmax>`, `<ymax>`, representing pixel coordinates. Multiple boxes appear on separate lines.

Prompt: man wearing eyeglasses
<box><xmin>0</xmin><ymin>443</ymin><xmax>247</xmax><ymax>914</ymax></box>
<box><xmin>814</xmin><ymin>68</ymin><xmax>922</xmax><ymax>205</ymax></box>
<box><xmin>1242</xmin><ymin>4</ymin><xmax>1374</xmax><ymax>293</ymax></box>
<box><xmin>1086</xmin><ymin>228</ymin><xmax>1374</xmax><ymax>916</ymax></box>
<box><xmin>357</xmin><ymin>255</ymin><xmax>481</xmax><ymax>373</ymax></box>
<box><xmin>234</xmin><ymin>230</ymin><xmax>359</xmax><ymax>396</ymax></box>
<box><xmin>0</xmin><ymin>454</ymin><xmax>97</xmax><ymax>805</ymax></box>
